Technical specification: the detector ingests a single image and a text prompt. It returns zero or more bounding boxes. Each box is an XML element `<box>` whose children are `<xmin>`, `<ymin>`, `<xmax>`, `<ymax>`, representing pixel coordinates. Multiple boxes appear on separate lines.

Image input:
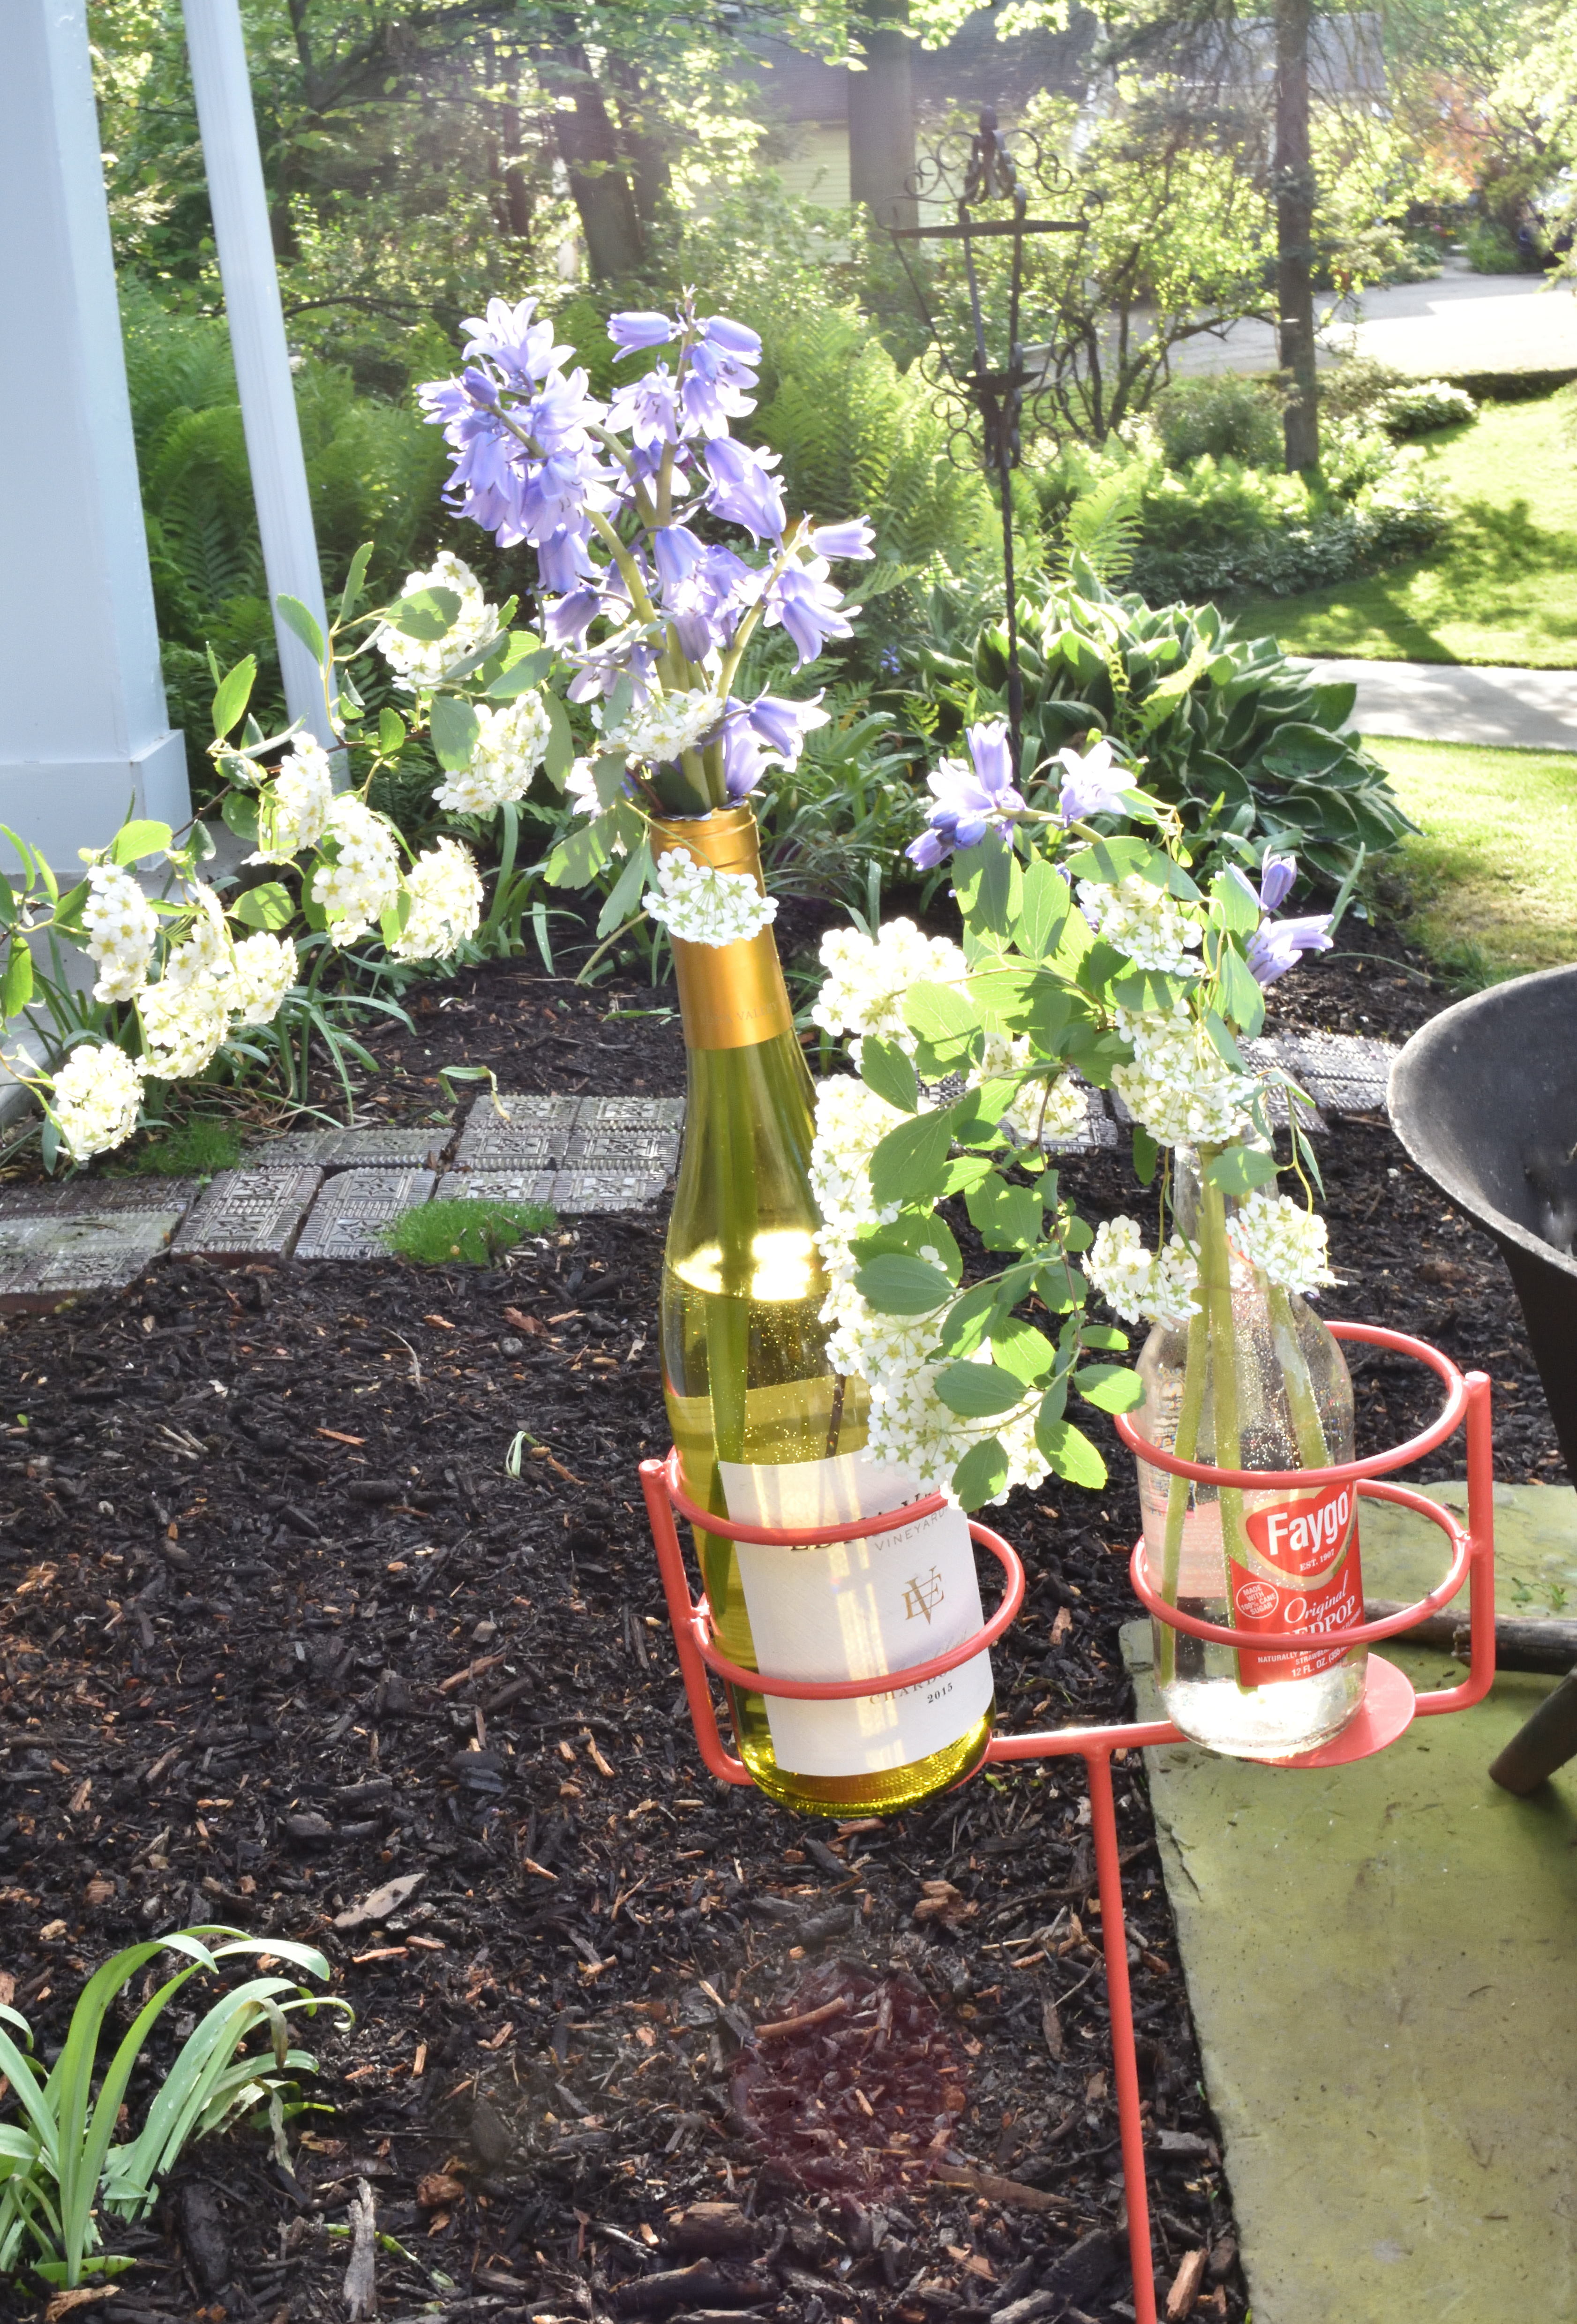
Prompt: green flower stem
<box><xmin>1198</xmin><ymin>1165</ymin><xmax>1251</xmax><ymax>1688</ymax></box>
<box><xmin>1268</xmin><ymin>1282</ymin><xmax>1331</xmax><ymax>1468</ymax></box>
<box><xmin>586</xmin><ymin>508</ymin><xmax>658</xmax><ymax>623</ymax></box>
<box><xmin>1155</xmin><ymin>1296</ymin><xmax>1209</xmax><ymax>1690</ymax></box>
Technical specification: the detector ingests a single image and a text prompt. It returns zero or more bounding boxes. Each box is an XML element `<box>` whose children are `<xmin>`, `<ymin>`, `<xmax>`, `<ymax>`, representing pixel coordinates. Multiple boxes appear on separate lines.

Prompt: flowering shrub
<box><xmin>808</xmin><ymin>733</ymin><xmax>1337</xmax><ymax>1507</ymax></box>
<box><xmin>1378</xmin><ymin>379</ymin><xmax>1478</xmax><ymax>436</ymax></box>
<box><xmin>0</xmin><ymin>543</ymin><xmax>556</xmax><ymax>1163</ymax></box>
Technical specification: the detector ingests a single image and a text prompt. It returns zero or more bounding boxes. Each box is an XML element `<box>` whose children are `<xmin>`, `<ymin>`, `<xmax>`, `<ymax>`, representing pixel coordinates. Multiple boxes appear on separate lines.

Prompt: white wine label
<box><xmin>719</xmin><ymin>1449</ymin><xmax>993</xmax><ymax>1779</ymax></box>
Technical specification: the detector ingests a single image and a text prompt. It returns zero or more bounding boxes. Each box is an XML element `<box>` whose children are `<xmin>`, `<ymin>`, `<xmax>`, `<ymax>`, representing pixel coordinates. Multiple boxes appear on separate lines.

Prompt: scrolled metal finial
<box><xmin>964</xmin><ymin>105</ymin><xmax>1023</xmax><ymax>208</ymax></box>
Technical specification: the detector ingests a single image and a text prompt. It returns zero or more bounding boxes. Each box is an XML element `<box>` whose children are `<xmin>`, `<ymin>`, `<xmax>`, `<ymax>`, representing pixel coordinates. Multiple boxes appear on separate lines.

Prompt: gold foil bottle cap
<box><xmin>651</xmin><ymin>807</ymin><xmax>793</xmax><ymax>1053</ymax></box>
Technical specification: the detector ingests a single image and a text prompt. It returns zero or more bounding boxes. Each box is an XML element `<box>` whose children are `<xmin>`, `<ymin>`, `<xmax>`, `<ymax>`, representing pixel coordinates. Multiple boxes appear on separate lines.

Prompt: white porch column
<box><xmin>181</xmin><ymin>0</ymin><xmax>337</xmax><ymax>749</ymax></box>
<box><xmin>0</xmin><ymin>0</ymin><xmax>191</xmax><ymax>874</ymax></box>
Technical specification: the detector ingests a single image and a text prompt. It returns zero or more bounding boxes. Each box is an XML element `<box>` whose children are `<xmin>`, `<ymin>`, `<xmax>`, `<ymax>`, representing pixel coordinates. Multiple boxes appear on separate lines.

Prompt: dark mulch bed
<box><xmin>0</xmin><ymin>910</ymin><xmax>1555</xmax><ymax>2324</ymax></box>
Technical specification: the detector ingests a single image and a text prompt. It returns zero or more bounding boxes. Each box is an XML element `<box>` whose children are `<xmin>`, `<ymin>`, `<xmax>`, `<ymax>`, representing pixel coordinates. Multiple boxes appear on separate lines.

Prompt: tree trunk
<box><xmin>499</xmin><ymin>101</ymin><xmax>533</xmax><ymax>243</ymax></box>
<box><xmin>609</xmin><ymin>57</ymin><xmax>669</xmax><ymax>228</ymax></box>
<box><xmin>1274</xmin><ymin>0</ymin><xmax>1319</xmax><ymax>471</ymax></box>
<box><xmin>847</xmin><ymin>0</ymin><xmax>917</xmax><ymax>232</ymax></box>
<box><xmin>544</xmin><ymin>40</ymin><xmax>644</xmax><ymax>280</ymax></box>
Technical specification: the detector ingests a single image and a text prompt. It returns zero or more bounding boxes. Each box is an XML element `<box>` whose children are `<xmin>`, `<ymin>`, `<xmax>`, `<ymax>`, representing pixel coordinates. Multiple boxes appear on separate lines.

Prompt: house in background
<box><xmin>741</xmin><ymin>6</ymin><xmax>1094</xmax><ymax>220</ymax></box>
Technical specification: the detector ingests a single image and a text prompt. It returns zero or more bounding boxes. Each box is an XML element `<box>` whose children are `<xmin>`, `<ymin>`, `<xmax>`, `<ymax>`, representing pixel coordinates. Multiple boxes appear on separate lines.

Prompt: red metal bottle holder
<box><xmin>638</xmin><ymin>1325</ymin><xmax>1495</xmax><ymax>2324</ymax></box>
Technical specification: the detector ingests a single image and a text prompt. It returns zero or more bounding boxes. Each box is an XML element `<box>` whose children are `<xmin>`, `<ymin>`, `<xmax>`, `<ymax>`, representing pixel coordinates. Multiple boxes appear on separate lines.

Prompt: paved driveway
<box><xmin>1159</xmin><ymin>260</ymin><xmax>1577</xmax><ymax>380</ymax></box>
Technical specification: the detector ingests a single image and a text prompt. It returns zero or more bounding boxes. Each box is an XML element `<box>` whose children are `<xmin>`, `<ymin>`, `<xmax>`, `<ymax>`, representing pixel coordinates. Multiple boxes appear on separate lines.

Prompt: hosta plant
<box><xmin>0</xmin><ymin>1927</ymin><xmax>346</xmax><ymax>2287</ymax></box>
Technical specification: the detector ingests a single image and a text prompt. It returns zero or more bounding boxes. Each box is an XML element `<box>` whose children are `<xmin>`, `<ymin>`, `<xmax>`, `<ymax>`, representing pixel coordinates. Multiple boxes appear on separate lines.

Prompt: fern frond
<box><xmin>1062</xmin><ymin>468</ymin><xmax>1144</xmax><ymax>585</ymax></box>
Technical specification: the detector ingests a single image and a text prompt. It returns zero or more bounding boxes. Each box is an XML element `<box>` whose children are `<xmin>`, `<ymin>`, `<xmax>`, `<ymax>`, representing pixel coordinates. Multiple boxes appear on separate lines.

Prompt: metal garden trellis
<box><xmin>883</xmin><ymin>106</ymin><xmax>1093</xmax><ymax>759</ymax></box>
<box><xmin>639</xmin><ymin>1324</ymin><xmax>1497</xmax><ymax>2324</ymax></box>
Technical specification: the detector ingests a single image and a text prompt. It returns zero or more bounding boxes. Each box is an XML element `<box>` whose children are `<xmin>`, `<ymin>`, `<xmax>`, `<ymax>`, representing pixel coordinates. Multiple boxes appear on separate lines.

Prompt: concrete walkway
<box><xmin>1307</xmin><ymin>658</ymin><xmax>1577</xmax><ymax>752</ymax></box>
<box><xmin>1169</xmin><ymin>259</ymin><xmax>1577</xmax><ymax>381</ymax></box>
<box><xmin>1127</xmin><ymin>1481</ymin><xmax>1577</xmax><ymax>2324</ymax></box>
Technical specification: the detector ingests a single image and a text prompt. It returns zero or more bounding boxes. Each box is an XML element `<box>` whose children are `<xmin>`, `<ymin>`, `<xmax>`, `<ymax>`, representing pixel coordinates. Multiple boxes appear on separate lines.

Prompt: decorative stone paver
<box><xmin>451</xmin><ymin>1093</ymin><xmax>582</xmax><ymax>1171</ymax></box>
<box><xmin>293</xmin><ymin>1167</ymin><xmax>436</xmax><ymax>1260</ymax></box>
<box><xmin>0</xmin><ymin>1202</ymin><xmax>191</xmax><ymax>1311</ymax></box>
<box><xmin>172</xmin><ymin>1167</ymin><xmax>324</xmax><ymax>1263</ymax></box>
<box><xmin>1123</xmin><ymin>1482</ymin><xmax>1577</xmax><ymax>2324</ymax></box>
<box><xmin>1276</xmin><ymin>1030</ymin><xmax>1396</xmax><ymax>1114</ymax></box>
<box><xmin>436</xmin><ymin>1168</ymin><xmax>556</xmax><ymax>1209</ymax></box>
<box><xmin>564</xmin><ymin>1094</ymin><xmax>685</xmax><ymax>1173</ymax></box>
<box><xmin>0</xmin><ymin>1177</ymin><xmax>200</xmax><ymax>1216</ymax></box>
<box><xmin>437</xmin><ymin>1163</ymin><xmax>669</xmax><ymax>1214</ymax></box>
<box><xmin>241</xmin><ymin>1126</ymin><xmax>454</xmax><ymax>1173</ymax></box>
<box><xmin>445</xmin><ymin>1093</ymin><xmax>684</xmax><ymax>1209</ymax></box>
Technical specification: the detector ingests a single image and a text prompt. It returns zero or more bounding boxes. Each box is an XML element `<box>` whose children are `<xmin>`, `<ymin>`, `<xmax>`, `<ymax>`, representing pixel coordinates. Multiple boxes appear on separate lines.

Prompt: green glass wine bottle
<box><xmin>655</xmin><ymin>805</ymin><xmax>994</xmax><ymax>1815</ymax></box>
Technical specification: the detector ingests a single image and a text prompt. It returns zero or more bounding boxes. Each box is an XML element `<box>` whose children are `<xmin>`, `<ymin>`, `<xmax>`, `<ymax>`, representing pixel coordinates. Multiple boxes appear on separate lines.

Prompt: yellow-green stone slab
<box><xmin>1123</xmin><ymin>1482</ymin><xmax>1577</xmax><ymax>2324</ymax></box>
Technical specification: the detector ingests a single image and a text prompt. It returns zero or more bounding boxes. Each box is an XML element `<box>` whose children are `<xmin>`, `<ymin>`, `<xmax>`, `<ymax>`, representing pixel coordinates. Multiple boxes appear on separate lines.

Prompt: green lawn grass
<box><xmin>1232</xmin><ymin>394</ymin><xmax>1577</xmax><ymax>667</ymax></box>
<box><xmin>1367</xmin><ymin>736</ymin><xmax>1577</xmax><ymax>973</ymax></box>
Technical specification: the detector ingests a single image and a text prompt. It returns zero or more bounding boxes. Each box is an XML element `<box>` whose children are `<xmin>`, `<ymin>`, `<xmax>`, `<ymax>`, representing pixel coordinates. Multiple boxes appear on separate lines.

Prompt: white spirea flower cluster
<box><xmin>376</xmin><ymin>553</ymin><xmax>499</xmax><ymax>692</ymax></box>
<box><xmin>608</xmin><ymin>687</ymin><xmax>723</xmax><ymax>765</ymax></box>
<box><xmin>807</xmin><ymin>1077</ymin><xmax>904</xmax><ymax>1248</ymax></box>
<box><xmin>394</xmin><ymin>838</ymin><xmax>483</xmax><ymax>961</ymax></box>
<box><xmin>231</xmin><ymin>933</ymin><xmax>296</xmax><ymax>1025</ymax></box>
<box><xmin>824</xmin><ymin>1270</ymin><xmax>1046</xmax><ymax>1500</ymax></box>
<box><xmin>977</xmin><ymin>1032</ymin><xmax>1092</xmax><ymax>1151</ymax></box>
<box><xmin>1087</xmin><ymin>1216</ymin><xmax>1202</xmax><ymax>1330</ymax></box>
<box><xmin>138</xmin><ymin>976</ymin><xmax>229</xmax><ymax>1080</ymax></box>
<box><xmin>82</xmin><ymin>865</ymin><xmax>158</xmax><ymax>1004</ymax></box>
<box><xmin>253</xmin><ymin>739</ymin><xmax>334</xmax><ymax>864</ymax></box>
<box><xmin>312</xmin><ymin>797</ymin><xmax>403</xmax><ymax>942</ymax></box>
<box><xmin>642</xmin><ymin>852</ymin><xmax>777</xmax><ymax>948</ymax></box>
<box><xmin>811</xmin><ymin>921</ymin><xmax>968</xmax><ymax>1061</ymax></box>
<box><xmin>1111</xmin><ymin>1004</ymin><xmax>1257</xmax><ymax>1147</ymax></box>
<box><xmin>1229</xmin><ymin>1189</ymin><xmax>1336</xmax><ymax>1295</ymax></box>
<box><xmin>48</xmin><ymin>1043</ymin><xmax>144</xmax><ymax>1162</ymax></box>
<box><xmin>433</xmin><ymin>692</ymin><xmax>551</xmax><ymax>814</ymax></box>
<box><xmin>808</xmin><ymin>1075</ymin><xmax>1045</xmax><ymax>1502</ymax></box>
<box><xmin>1077</xmin><ymin>875</ymin><xmax>1203</xmax><ymax>975</ymax></box>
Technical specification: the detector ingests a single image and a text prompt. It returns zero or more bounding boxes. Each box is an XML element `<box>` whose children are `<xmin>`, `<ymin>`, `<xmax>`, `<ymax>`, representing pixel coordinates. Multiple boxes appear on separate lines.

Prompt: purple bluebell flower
<box><xmin>1056</xmin><ymin>736</ymin><xmax>1133</xmax><ymax>825</ymax></box>
<box><xmin>545</xmin><ymin>587</ymin><xmax>602</xmax><ymax>651</ymax></box>
<box><xmin>906</xmin><ymin>720</ymin><xmax>1025</xmax><ymax>865</ymax></box>
<box><xmin>765</xmin><ymin>564</ymin><xmax>853</xmax><ymax>666</ymax></box>
<box><xmin>809</xmin><ymin>517</ymin><xmax>876</xmax><ymax>561</ymax></box>
<box><xmin>663</xmin><ymin>543</ymin><xmax>758</xmax><ymax>662</ymax></box>
<box><xmin>520</xmin><ymin>367</ymin><xmax>603</xmax><ymax>456</ymax></box>
<box><xmin>536</xmin><ymin>526</ymin><xmax>594</xmax><ymax>594</ymax></box>
<box><xmin>1258</xmin><ymin>852</ymin><xmax>1298</xmax><ymax>911</ymax></box>
<box><xmin>461</xmin><ymin>297</ymin><xmax>571</xmax><ymax>387</ymax></box>
<box><xmin>703</xmin><ymin>437</ymin><xmax>786</xmax><ymax>541</ymax></box>
<box><xmin>651</xmin><ymin>525</ymin><xmax>705</xmax><ymax>591</ymax></box>
<box><xmin>608</xmin><ymin>365</ymin><xmax>684</xmax><ymax>450</ymax></box>
<box><xmin>1247</xmin><ymin>914</ymin><xmax>1333</xmax><ymax>985</ymax></box>
<box><xmin>609</xmin><ymin>310</ymin><xmax>677</xmax><ymax>357</ymax></box>
<box><xmin>698</xmin><ymin>316</ymin><xmax>762</xmax><ymax>360</ymax></box>
<box><xmin>720</xmin><ymin>691</ymin><xmax>831</xmax><ymax>796</ymax></box>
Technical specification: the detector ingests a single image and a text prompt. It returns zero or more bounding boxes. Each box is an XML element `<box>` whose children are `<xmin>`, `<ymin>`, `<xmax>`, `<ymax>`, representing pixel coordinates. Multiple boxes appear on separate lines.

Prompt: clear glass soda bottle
<box><xmin>1133</xmin><ymin>1162</ymin><xmax>1366</xmax><ymax>1759</ymax></box>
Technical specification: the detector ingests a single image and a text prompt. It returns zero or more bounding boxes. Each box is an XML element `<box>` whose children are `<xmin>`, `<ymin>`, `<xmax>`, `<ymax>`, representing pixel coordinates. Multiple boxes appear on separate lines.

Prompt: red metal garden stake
<box><xmin>639</xmin><ymin>1326</ymin><xmax>1496</xmax><ymax>2324</ymax></box>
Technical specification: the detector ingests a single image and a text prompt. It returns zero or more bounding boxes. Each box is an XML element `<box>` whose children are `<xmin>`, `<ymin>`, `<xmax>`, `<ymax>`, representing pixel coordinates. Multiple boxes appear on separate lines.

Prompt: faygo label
<box><xmin>1228</xmin><ymin>1479</ymin><xmax>1364</xmax><ymax>1685</ymax></box>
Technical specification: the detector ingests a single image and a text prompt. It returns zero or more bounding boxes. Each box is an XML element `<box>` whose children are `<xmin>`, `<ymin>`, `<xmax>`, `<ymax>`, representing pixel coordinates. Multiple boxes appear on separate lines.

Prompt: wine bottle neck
<box><xmin>652</xmin><ymin>806</ymin><xmax>795</xmax><ymax>1054</ymax></box>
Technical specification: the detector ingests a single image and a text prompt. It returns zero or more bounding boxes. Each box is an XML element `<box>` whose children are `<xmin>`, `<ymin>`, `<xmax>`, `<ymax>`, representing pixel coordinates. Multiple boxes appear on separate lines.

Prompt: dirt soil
<box><xmin>0</xmin><ymin>914</ymin><xmax>1555</xmax><ymax>2324</ymax></box>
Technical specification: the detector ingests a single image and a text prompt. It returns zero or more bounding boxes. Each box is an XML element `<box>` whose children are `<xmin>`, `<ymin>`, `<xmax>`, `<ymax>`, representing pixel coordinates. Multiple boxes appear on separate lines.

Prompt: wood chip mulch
<box><xmin>0</xmin><ymin>918</ymin><xmax>1555</xmax><ymax>2324</ymax></box>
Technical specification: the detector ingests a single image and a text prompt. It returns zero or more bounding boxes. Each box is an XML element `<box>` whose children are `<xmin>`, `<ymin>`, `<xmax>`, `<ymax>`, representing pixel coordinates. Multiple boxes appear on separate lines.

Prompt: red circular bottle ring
<box><xmin>1112</xmin><ymin>1322</ymin><xmax>1471</xmax><ymax>1491</ymax></box>
<box><xmin>687</xmin><ymin>1520</ymin><xmax>1026</xmax><ymax>1700</ymax></box>
<box><xmin>660</xmin><ymin>1444</ymin><xmax>951</xmax><ymax>1547</ymax></box>
<box><xmin>1129</xmin><ymin>1476</ymin><xmax>1471</xmax><ymax>1651</ymax></box>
